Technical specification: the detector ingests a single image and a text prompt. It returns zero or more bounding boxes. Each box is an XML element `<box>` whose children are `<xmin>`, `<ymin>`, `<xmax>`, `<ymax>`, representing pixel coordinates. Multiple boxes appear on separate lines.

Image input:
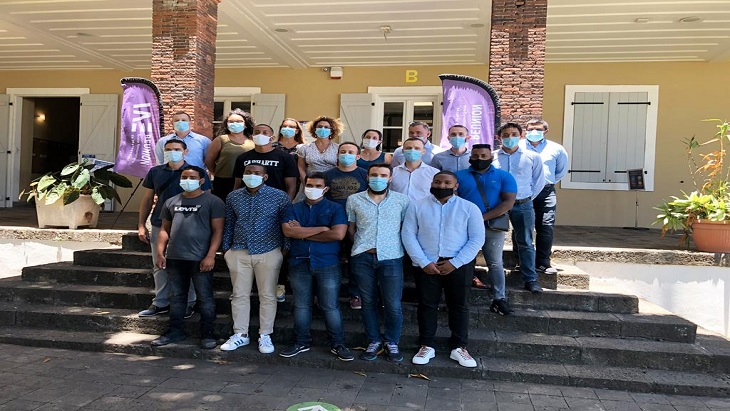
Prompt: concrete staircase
<box><xmin>0</xmin><ymin>234</ymin><xmax>728</xmax><ymax>397</ymax></box>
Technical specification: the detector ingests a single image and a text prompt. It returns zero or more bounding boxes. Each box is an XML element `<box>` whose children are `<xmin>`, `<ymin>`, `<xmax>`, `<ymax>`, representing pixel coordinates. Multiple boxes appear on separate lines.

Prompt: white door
<box><xmin>78</xmin><ymin>94</ymin><xmax>118</xmax><ymax>163</ymax></box>
<box><xmin>0</xmin><ymin>95</ymin><xmax>9</xmax><ymax>207</ymax></box>
<box><xmin>251</xmin><ymin>94</ymin><xmax>285</xmax><ymax>131</ymax></box>
<box><xmin>339</xmin><ymin>93</ymin><xmax>375</xmax><ymax>144</ymax></box>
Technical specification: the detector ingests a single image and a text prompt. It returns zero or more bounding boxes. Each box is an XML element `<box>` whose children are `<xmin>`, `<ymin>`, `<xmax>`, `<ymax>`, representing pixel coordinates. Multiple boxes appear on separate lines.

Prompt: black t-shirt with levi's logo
<box><xmin>160</xmin><ymin>192</ymin><xmax>226</xmax><ymax>261</ymax></box>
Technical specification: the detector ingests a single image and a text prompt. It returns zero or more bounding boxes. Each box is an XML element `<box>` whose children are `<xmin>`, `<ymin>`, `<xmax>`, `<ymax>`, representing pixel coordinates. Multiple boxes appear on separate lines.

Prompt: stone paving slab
<box><xmin>0</xmin><ymin>343</ymin><xmax>729</xmax><ymax>411</ymax></box>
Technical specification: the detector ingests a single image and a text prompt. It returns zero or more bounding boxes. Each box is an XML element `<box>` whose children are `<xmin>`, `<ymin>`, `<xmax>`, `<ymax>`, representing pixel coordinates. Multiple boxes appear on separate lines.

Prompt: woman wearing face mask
<box><xmin>204</xmin><ymin>109</ymin><xmax>256</xmax><ymax>200</ymax></box>
<box><xmin>357</xmin><ymin>129</ymin><xmax>393</xmax><ymax>169</ymax></box>
<box><xmin>273</xmin><ymin>118</ymin><xmax>305</xmax><ymax>155</ymax></box>
<box><xmin>296</xmin><ymin>116</ymin><xmax>342</xmax><ymax>185</ymax></box>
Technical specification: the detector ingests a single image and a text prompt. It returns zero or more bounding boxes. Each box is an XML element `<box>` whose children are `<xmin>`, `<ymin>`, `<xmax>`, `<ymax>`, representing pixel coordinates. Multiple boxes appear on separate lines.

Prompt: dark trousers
<box><xmin>533</xmin><ymin>184</ymin><xmax>557</xmax><ymax>268</ymax></box>
<box><xmin>167</xmin><ymin>258</ymin><xmax>216</xmax><ymax>339</ymax></box>
<box><xmin>414</xmin><ymin>259</ymin><xmax>474</xmax><ymax>350</ymax></box>
<box><xmin>212</xmin><ymin>177</ymin><xmax>235</xmax><ymax>201</ymax></box>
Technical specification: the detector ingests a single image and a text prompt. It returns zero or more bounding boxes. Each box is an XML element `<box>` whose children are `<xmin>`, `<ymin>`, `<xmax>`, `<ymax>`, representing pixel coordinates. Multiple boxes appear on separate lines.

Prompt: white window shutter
<box><xmin>569</xmin><ymin>92</ymin><xmax>610</xmax><ymax>183</ymax></box>
<box><xmin>0</xmin><ymin>95</ymin><xmax>9</xmax><ymax>207</ymax></box>
<box><xmin>605</xmin><ymin>92</ymin><xmax>649</xmax><ymax>184</ymax></box>
<box><xmin>251</xmin><ymin>94</ymin><xmax>286</xmax><ymax>130</ymax></box>
<box><xmin>339</xmin><ymin>93</ymin><xmax>375</xmax><ymax>144</ymax></box>
<box><xmin>78</xmin><ymin>94</ymin><xmax>118</xmax><ymax>163</ymax></box>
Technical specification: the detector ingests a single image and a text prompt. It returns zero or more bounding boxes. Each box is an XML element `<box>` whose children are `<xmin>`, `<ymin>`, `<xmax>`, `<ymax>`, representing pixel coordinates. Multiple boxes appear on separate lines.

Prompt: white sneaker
<box><xmin>412</xmin><ymin>346</ymin><xmax>435</xmax><ymax>365</ymax></box>
<box><xmin>220</xmin><ymin>333</ymin><xmax>250</xmax><ymax>351</ymax></box>
<box><xmin>258</xmin><ymin>334</ymin><xmax>275</xmax><ymax>354</ymax></box>
<box><xmin>450</xmin><ymin>347</ymin><xmax>477</xmax><ymax>368</ymax></box>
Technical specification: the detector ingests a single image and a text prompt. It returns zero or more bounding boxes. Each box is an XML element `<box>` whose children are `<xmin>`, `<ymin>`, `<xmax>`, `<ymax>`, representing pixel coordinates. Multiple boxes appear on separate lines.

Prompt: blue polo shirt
<box><xmin>455</xmin><ymin>166</ymin><xmax>517</xmax><ymax>213</ymax></box>
<box><xmin>283</xmin><ymin>198</ymin><xmax>347</xmax><ymax>269</ymax></box>
<box><xmin>142</xmin><ymin>162</ymin><xmax>213</xmax><ymax>227</ymax></box>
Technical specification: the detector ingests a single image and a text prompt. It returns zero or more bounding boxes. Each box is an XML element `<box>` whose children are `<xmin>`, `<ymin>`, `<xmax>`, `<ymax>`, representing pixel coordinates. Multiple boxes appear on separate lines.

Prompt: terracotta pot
<box><xmin>692</xmin><ymin>219</ymin><xmax>730</xmax><ymax>253</ymax></box>
<box><xmin>35</xmin><ymin>195</ymin><xmax>100</xmax><ymax>229</ymax></box>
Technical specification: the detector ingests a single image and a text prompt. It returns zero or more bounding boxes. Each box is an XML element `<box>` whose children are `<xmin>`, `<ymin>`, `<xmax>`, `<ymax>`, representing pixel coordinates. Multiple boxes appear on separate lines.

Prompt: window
<box><xmin>368</xmin><ymin>87</ymin><xmax>442</xmax><ymax>152</ymax></box>
<box><xmin>562</xmin><ymin>85</ymin><xmax>658</xmax><ymax>191</ymax></box>
<box><xmin>213</xmin><ymin>99</ymin><xmax>251</xmax><ymax>129</ymax></box>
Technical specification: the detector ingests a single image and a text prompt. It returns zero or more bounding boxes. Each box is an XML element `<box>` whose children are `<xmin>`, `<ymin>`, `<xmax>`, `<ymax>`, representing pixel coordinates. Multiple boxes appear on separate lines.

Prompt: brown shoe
<box><xmin>471</xmin><ymin>276</ymin><xmax>489</xmax><ymax>289</ymax></box>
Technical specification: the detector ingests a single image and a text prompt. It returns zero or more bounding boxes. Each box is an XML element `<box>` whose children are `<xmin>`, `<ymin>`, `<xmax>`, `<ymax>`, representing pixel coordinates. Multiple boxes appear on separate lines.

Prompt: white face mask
<box><xmin>304</xmin><ymin>187</ymin><xmax>325</xmax><ymax>200</ymax></box>
<box><xmin>253</xmin><ymin>134</ymin><xmax>271</xmax><ymax>146</ymax></box>
<box><xmin>362</xmin><ymin>138</ymin><xmax>379</xmax><ymax>149</ymax></box>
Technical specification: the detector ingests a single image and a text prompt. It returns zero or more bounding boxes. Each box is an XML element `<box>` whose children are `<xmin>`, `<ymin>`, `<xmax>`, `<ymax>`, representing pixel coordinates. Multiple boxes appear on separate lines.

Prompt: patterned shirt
<box><xmin>346</xmin><ymin>190</ymin><xmax>410</xmax><ymax>261</ymax></box>
<box><xmin>297</xmin><ymin>142</ymin><xmax>339</xmax><ymax>174</ymax></box>
<box><xmin>222</xmin><ymin>185</ymin><xmax>292</xmax><ymax>254</ymax></box>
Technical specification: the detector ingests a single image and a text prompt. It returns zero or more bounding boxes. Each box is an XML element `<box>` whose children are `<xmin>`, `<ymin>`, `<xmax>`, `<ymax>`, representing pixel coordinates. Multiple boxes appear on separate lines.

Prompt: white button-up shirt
<box><xmin>493</xmin><ymin>146</ymin><xmax>545</xmax><ymax>201</ymax></box>
<box><xmin>390</xmin><ymin>161</ymin><xmax>440</xmax><ymax>202</ymax></box>
<box><xmin>521</xmin><ymin>139</ymin><xmax>569</xmax><ymax>184</ymax></box>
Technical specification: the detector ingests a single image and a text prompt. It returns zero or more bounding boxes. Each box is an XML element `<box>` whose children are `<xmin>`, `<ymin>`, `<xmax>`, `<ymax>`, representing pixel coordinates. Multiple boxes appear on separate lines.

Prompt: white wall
<box><xmin>582</xmin><ymin>262</ymin><xmax>730</xmax><ymax>337</ymax></box>
<box><xmin>0</xmin><ymin>239</ymin><xmax>119</xmax><ymax>279</ymax></box>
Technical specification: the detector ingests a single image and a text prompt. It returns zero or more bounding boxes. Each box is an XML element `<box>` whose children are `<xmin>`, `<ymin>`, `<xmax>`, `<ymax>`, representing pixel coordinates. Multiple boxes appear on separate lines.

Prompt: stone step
<box><xmin>0</xmin><ymin>325</ymin><xmax>727</xmax><ymax>397</ymax></box>
<box><xmin>0</xmin><ymin>297</ymin><xmax>694</xmax><ymax>342</ymax></box>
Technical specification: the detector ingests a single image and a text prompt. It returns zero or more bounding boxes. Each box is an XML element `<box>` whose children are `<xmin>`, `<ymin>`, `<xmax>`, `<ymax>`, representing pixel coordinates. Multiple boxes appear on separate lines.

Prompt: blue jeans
<box><xmin>482</xmin><ymin>228</ymin><xmax>507</xmax><ymax>300</ymax></box>
<box><xmin>288</xmin><ymin>262</ymin><xmax>345</xmax><ymax>347</ymax></box>
<box><xmin>350</xmin><ymin>253</ymin><xmax>403</xmax><ymax>344</ymax></box>
<box><xmin>533</xmin><ymin>185</ymin><xmax>557</xmax><ymax>268</ymax></box>
<box><xmin>509</xmin><ymin>201</ymin><xmax>538</xmax><ymax>283</ymax></box>
<box><xmin>166</xmin><ymin>259</ymin><xmax>216</xmax><ymax>338</ymax></box>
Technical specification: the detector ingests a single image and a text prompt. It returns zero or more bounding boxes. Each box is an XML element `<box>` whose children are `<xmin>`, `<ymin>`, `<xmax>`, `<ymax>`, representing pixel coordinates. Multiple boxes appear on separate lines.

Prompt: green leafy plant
<box><xmin>20</xmin><ymin>160</ymin><xmax>133</xmax><ymax>206</ymax></box>
<box><xmin>654</xmin><ymin>119</ymin><xmax>730</xmax><ymax>246</ymax></box>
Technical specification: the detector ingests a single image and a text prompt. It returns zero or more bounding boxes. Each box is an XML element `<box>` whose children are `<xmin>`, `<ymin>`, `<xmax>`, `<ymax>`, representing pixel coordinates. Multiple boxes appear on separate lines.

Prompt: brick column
<box><xmin>489</xmin><ymin>0</ymin><xmax>547</xmax><ymax>124</ymax></box>
<box><xmin>151</xmin><ymin>0</ymin><xmax>219</xmax><ymax>138</ymax></box>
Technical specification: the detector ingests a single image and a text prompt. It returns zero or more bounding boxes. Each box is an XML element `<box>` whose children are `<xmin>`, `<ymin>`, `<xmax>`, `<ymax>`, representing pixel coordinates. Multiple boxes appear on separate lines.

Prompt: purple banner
<box><xmin>115</xmin><ymin>78</ymin><xmax>163</xmax><ymax>178</ymax></box>
<box><xmin>439</xmin><ymin>74</ymin><xmax>500</xmax><ymax>149</ymax></box>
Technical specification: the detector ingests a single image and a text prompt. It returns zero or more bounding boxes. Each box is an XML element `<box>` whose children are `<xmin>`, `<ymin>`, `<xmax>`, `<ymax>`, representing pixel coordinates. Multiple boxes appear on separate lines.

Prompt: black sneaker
<box><xmin>384</xmin><ymin>342</ymin><xmax>404</xmax><ymax>363</ymax></box>
<box><xmin>490</xmin><ymin>298</ymin><xmax>514</xmax><ymax>316</ymax></box>
<box><xmin>201</xmin><ymin>338</ymin><xmax>217</xmax><ymax>349</ymax></box>
<box><xmin>138</xmin><ymin>304</ymin><xmax>169</xmax><ymax>317</ymax></box>
<box><xmin>524</xmin><ymin>281</ymin><xmax>543</xmax><ymax>294</ymax></box>
<box><xmin>151</xmin><ymin>333</ymin><xmax>185</xmax><ymax>347</ymax></box>
<box><xmin>537</xmin><ymin>265</ymin><xmax>558</xmax><ymax>274</ymax></box>
<box><xmin>279</xmin><ymin>343</ymin><xmax>310</xmax><ymax>358</ymax></box>
<box><xmin>184</xmin><ymin>306</ymin><xmax>195</xmax><ymax>319</ymax></box>
<box><xmin>331</xmin><ymin>345</ymin><xmax>354</xmax><ymax>362</ymax></box>
<box><xmin>360</xmin><ymin>341</ymin><xmax>382</xmax><ymax>361</ymax></box>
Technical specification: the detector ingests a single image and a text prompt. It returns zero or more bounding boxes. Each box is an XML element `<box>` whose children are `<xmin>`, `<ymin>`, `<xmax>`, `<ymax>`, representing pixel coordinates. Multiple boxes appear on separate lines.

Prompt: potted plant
<box><xmin>20</xmin><ymin>160</ymin><xmax>133</xmax><ymax>229</ymax></box>
<box><xmin>655</xmin><ymin>119</ymin><xmax>730</xmax><ymax>252</ymax></box>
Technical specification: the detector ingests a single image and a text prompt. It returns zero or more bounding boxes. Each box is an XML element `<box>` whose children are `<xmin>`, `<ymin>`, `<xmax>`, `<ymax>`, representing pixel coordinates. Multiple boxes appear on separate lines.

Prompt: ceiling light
<box><xmin>470</xmin><ymin>23</ymin><xmax>485</xmax><ymax>28</ymax></box>
<box><xmin>679</xmin><ymin>16</ymin><xmax>702</xmax><ymax>23</ymax></box>
<box><xmin>274</xmin><ymin>28</ymin><xmax>289</xmax><ymax>33</ymax></box>
<box><xmin>379</xmin><ymin>25</ymin><xmax>391</xmax><ymax>41</ymax></box>
<box><xmin>634</xmin><ymin>18</ymin><xmax>649</xmax><ymax>23</ymax></box>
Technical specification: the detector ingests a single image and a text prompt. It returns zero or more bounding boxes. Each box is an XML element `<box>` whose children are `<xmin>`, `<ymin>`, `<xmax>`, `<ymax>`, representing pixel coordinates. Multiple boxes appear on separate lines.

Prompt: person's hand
<box><xmin>155</xmin><ymin>254</ymin><xmax>166</xmax><ymax>269</ymax></box>
<box><xmin>423</xmin><ymin>262</ymin><xmax>441</xmax><ymax>275</ymax></box>
<box><xmin>287</xmin><ymin>220</ymin><xmax>301</xmax><ymax>227</ymax></box>
<box><xmin>138</xmin><ymin>226</ymin><xmax>150</xmax><ymax>244</ymax></box>
<box><xmin>200</xmin><ymin>255</ymin><xmax>215</xmax><ymax>272</ymax></box>
<box><xmin>436</xmin><ymin>260</ymin><xmax>456</xmax><ymax>275</ymax></box>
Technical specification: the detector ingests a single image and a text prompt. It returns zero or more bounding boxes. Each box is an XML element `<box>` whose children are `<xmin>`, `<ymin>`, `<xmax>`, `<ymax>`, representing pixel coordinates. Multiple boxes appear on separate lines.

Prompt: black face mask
<box><xmin>430</xmin><ymin>187</ymin><xmax>454</xmax><ymax>200</ymax></box>
<box><xmin>469</xmin><ymin>158</ymin><xmax>492</xmax><ymax>171</ymax></box>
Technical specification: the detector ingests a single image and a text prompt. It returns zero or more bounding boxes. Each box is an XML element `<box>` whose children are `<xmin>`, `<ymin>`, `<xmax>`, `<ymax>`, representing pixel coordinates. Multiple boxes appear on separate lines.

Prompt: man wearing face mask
<box><xmin>401</xmin><ymin>171</ymin><xmax>485</xmax><ymax>368</ymax></box>
<box><xmin>391</xmin><ymin>121</ymin><xmax>444</xmax><ymax>167</ymax></box>
<box><xmin>221</xmin><ymin>164</ymin><xmax>292</xmax><ymax>354</ymax></box>
<box><xmin>278</xmin><ymin>173</ymin><xmax>354</xmax><ymax>361</ymax></box>
<box><xmin>430</xmin><ymin>125</ymin><xmax>472</xmax><ymax>172</ymax></box>
<box><xmin>138</xmin><ymin>140</ymin><xmax>213</xmax><ymax>318</ymax></box>
<box><xmin>155</xmin><ymin>112</ymin><xmax>211</xmax><ymax>169</ymax></box>
<box><xmin>493</xmin><ymin>123</ymin><xmax>546</xmax><ymax>294</ymax></box>
<box><xmin>391</xmin><ymin>138</ymin><xmax>440</xmax><ymax>202</ymax></box>
<box><xmin>456</xmin><ymin>144</ymin><xmax>517</xmax><ymax>315</ymax></box>
<box><xmin>346</xmin><ymin>164</ymin><xmax>410</xmax><ymax>363</ymax></box>
<box><xmin>151</xmin><ymin>166</ymin><xmax>225</xmax><ymax>349</ymax></box>
<box><xmin>232</xmin><ymin>124</ymin><xmax>298</xmax><ymax>200</ymax></box>
<box><xmin>521</xmin><ymin>119</ymin><xmax>569</xmax><ymax>275</ymax></box>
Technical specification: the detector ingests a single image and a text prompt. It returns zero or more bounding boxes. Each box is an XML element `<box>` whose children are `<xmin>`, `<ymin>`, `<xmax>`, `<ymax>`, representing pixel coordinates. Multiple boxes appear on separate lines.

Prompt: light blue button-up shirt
<box><xmin>430</xmin><ymin>149</ymin><xmax>471</xmax><ymax>173</ymax></box>
<box><xmin>521</xmin><ymin>139</ymin><xmax>569</xmax><ymax>184</ymax></box>
<box><xmin>155</xmin><ymin>131</ymin><xmax>211</xmax><ymax>169</ymax></box>
<box><xmin>390</xmin><ymin>162</ymin><xmax>440</xmax><ymax>202</ymax></box>
<box><xmin>493</xmin><ymin>146</ymin><xmax>545</xmax><ymax>201</ymax></box>
<box><xmin>391</xmin><ymin>141</ymin><xmax>444</xmax><ymax>167</ymax></box>
<box><xmin>346</xmin><ymin>190</ymin><xmax>410</xmax><ymax>261</ymax></box>
<box><xmin>401</xmin><ymin>195</ymin><xmax>485</xmax><ymax>269</ymax></box>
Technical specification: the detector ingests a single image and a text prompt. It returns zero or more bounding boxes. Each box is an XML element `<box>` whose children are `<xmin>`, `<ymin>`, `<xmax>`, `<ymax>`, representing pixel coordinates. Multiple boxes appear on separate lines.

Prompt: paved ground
<box><xmin>0</xmin><ymin>343</ymin><xmax>728</xmax><ymax>411</ymax></box>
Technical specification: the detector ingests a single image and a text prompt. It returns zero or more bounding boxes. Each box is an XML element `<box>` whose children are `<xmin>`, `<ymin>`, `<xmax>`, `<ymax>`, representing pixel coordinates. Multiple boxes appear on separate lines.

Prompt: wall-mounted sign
<box><xmin>405</xmin><ymin>69</ymin><xmax>418</xmax><ymax>83</ymax></box>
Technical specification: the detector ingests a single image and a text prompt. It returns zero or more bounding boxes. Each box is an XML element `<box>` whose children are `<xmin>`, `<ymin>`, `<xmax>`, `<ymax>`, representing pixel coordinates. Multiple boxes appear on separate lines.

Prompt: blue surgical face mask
<box><xmin>449</xmin><ymin>136</ymin><xmax>466</xmax><ymax>149</ymax></box>
<box><xmin>242</xmin><ymin>174</ymin><xmax>264</xmax><ymax>188</ymax></box>
<box><xmin>501</xmin><ymin>136</ymin><xmax>520</xmax><ymax>150</ymax></box>
<box><xmin>174</xmin><ymin>121</ymin><xmax>190</xmax><ymax>133</ymax></box>
<box><xmin>338</xmin><ymin>153</ymin><xmax>356</xmax><ymax>167</ymax></box>
<box><xmin>526</xmin><ymin>130</ymin><xmax>544</xmax><ymax>143</ymax></box>
<box><xmin>368</xmin><ymin>177</ymin><xmax>389</xmax><ymax>192</ymax></box>
<box><xmin>315</xmin><ymin>127</ymin><xmax>332</xmax><ymax>139</ymax></box>
<box><xmin>403</xmin><ymin>149</ymin><xmax>422</xmax><ymax>162</ymax></box>
<box><xmin>164</xmin><ymin>150</ymin><xmax>184</xmax><ymax>163</ymax></box>
<box><xmin>179</xmin><ymin>179</ymin><xmax>201</xmax><ymax>192</ymax></box>
<box><xmin>228</xmin><ymin>122</ymin><xmax>245</xmax><ymax>134</ymax></box>
<box><xmin>280</xmin><ymin>127</ymin><xmax>296</xmax><ymax>138</ymax></box>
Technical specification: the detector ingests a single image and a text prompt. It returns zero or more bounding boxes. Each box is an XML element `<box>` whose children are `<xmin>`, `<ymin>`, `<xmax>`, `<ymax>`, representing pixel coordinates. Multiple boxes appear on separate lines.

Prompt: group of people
<box><xmin>136</xmin><ymin>110</ymin><xmax>568</xmax><ymax>368</ymax></box>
